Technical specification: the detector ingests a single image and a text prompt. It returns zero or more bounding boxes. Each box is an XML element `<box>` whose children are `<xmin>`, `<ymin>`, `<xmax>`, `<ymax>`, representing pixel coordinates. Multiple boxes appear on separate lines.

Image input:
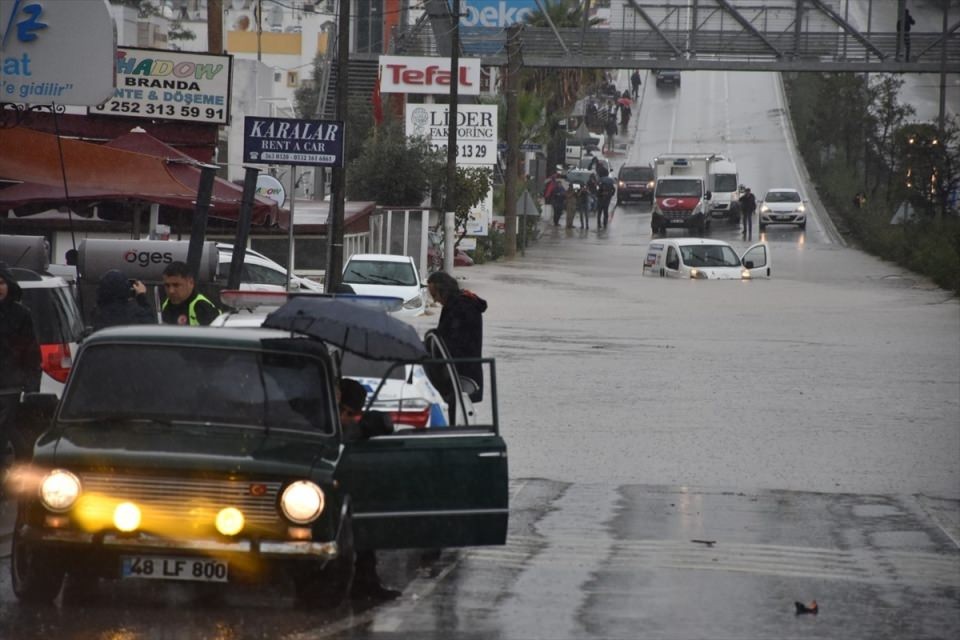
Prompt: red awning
<box><xmin>0</xmin><ymin>127</ymin><xmax>277</xmax><ymax>224</ymax></box>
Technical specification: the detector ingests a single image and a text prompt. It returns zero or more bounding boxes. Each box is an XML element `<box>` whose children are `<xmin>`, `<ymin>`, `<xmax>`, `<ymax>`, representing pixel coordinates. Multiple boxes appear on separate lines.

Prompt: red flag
<box><xmin>372</xmin><ymin>71</ymin><xmax>384</xmax><ymax>126</ymax></box>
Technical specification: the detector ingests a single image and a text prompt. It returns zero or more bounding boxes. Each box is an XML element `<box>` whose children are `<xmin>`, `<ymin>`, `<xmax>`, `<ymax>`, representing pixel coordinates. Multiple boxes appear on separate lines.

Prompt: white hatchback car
<box><xmin>759</xmin><ymin>188</ymin><xmax>807</xmax><ymax>230</ymax></box>
<box><xmin>642</xmin><ymin>237</ymin><xmax>771</xmax><ymax>280</ymax></box>
<box><xmin>216</xmin><ymin>243</ymin><xmax>325</xmax><ymax>293</ymax></box>
<box><xmin>341</xmin><ymin>253</ymin><xmax>425</xmax><ymax>316</ymax></box>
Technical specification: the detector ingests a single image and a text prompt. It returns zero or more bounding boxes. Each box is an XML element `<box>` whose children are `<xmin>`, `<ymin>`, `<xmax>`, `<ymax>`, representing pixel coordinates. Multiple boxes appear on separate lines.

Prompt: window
<box><xmin>286</xmin><ymin>71</ymin><xmax>299</xmax><ymax>87</ymax></box>
<box><xmin>61</xmin><ymin>344</ymin><xmax>333</xmax><ymax>434</ymax></box>
<box><xmin>743</xmin><ymin>245</ymin><xmax>768</xmax><ymax>268</ymax></box>
<box><xmin>666</xmin><ymin>247</ymin><xmax>680</xmax><ymax>270</ymax></box>
<box><xmin>713</xmin><ymin>174</ymin><xmax>738</xmax><ymax>192</ymax></box>
<box><xmin>342</xmin><ymin>260</ymin><xmax>417</xmax><ymax>286</ymax></box>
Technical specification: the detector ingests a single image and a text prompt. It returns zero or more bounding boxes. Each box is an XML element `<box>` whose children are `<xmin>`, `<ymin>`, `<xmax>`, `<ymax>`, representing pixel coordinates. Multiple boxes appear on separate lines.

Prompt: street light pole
<box><xmin>443</xmin><ymin>0</ymin><xmax>461</xmax><ymax>275</ymax></box>
<box><xmin>325</xmin><ymin>0</ymin><xmax>350</xmax><ymax>292</ymax></box>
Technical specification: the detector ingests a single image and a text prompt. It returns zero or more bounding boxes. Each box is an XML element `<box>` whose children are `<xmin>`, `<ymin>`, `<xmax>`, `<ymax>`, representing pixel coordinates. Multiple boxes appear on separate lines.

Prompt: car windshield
<box><xmin>566</xmin><ymin>170</ymin><xmax>593</xmax><ymax>185</ymax></box>
<box><xmin>620</xmin><ymin>167</ymin><xmax>652</xmax><ymax>181</ymax></box>
<box><xmin>765</xmin><ymin>191</ymin><xmax>801</xmax><ymax>203</ymax></box>
<box><xmin>680</xmin><ymin>244</ymin><xmax>741</xmax><ymax>267</ymax></box>
<box><xmin>60</xmin><ymin>344</ymin><xmax>333</xmax><ymax>433</ymax></box>
<box><xmin>656</xmin><ymin>179</ymin><xmax>702</xmax><ymax>197</ymax></box>
<box><xmin>343</xmin><ymin>259</ymin><xmax>418</xmax><ymax>286</ymax></box>
<box><xmin>713</xmin><ymin>173</ymin><xmax>738</xmax><ymax>192</ymax></box>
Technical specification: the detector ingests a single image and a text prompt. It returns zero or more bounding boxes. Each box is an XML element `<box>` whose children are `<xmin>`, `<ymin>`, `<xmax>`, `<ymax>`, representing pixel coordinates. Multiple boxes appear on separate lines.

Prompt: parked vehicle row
<box><xmin>6</xmin><ymin>295</ymin><xmax>506</xmax><ymax>607</ymax></box>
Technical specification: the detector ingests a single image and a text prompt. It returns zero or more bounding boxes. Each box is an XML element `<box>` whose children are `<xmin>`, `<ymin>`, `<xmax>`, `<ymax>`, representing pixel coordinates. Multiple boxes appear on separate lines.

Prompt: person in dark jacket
<box><xmin>426</xmin><ymin>271</ymin><xmax>487</xmax><ymax>402</ymax></box>
<box><xmin>739</xmin><ymin>187</ymin><xmax>757</xmax><ymax>241</ymax></box>
<box><xmin>0</xmin><ymin>262</ymin><xmax>41</xmax><ymax>466</ymax></box>
<box><xmin>161</xmin><ymin>261</ymin><xmax>219</xmax><ymax>326</ymax></box>
<box><xmin>337</xmin><ymin>378</ymin><xmax>399</xmax><ymax>601</ymax></box>
<box><xmin>92</xmin><ymin>269</ymin><xmax>157</xmax><ymax>331</ymax></box>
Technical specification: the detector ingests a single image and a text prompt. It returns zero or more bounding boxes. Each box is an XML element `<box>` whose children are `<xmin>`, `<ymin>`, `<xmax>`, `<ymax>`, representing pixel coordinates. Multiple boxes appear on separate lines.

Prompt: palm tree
<box><xmin>521</xmin><ymin>0</ymin><xmax>606</xmax><ymax>116</ymax></box>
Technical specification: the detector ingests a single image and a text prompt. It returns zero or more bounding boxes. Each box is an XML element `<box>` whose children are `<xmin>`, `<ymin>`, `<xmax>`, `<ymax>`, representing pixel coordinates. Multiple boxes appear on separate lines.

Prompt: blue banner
<box><xmin>243</xmin><ymin>116</ymin><xmax>344</xmax><ymax>167</ymax></box>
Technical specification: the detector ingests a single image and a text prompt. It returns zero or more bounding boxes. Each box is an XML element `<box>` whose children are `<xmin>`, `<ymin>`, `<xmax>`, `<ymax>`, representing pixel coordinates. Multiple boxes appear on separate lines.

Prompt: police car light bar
<box><xmin>220</xmin><ymin>290</ymin><xmax>406</xmax><ymax>312</ymax></box>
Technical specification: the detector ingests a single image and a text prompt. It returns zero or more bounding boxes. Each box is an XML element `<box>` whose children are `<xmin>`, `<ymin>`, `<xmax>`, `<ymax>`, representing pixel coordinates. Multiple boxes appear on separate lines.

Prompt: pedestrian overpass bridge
<box><xmin>386</xmin><ymin>0</ymin><xmax>959</xmax><ymax>74</ymax></box>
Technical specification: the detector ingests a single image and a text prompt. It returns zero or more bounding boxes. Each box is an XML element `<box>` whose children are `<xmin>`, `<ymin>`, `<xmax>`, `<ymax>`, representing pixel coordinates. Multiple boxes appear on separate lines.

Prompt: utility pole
<box><xmin>207</xmin><ymin>0</ymin><xmax>223</xmax><ymax>54</ymax></box>
<box><xmin>504</xmin><ymin>23</ymin><xmax>521</xmax><ymax>258</ymax></box>
<box><xmin>443</xmin><ymin>0</ymin><xmax>461</xmax><ymax>275</ymax></box>
<box><xmin>325</xmin><ymin>0</ymin><xmax>350</xmax><ymax>292</ymax></box>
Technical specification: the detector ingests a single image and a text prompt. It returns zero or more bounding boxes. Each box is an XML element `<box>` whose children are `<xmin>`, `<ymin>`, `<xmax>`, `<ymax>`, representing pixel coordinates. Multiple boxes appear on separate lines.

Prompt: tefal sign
<box><xmin>379</xmin><ymin>55</ymin><xmax>481</xmax><ymax>96</ymax></box>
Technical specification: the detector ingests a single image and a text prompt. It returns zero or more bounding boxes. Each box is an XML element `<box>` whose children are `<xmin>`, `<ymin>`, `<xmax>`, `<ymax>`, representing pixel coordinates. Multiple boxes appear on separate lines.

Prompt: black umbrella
<box><xmin>262</xmin><ymin>296</ymin><xmax>428</xmax><ymax>362</ymax></box>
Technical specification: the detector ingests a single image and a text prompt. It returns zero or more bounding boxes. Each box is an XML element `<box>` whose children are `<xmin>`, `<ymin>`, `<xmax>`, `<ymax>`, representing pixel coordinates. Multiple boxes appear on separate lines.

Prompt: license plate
<box><xmin>776</xmin><ymin>215</ymin><xmax>791</xmax><ymax>220</ymax></box>
<box><xmin>672</xmin><ymin>219</ymin><xmax>683</xmax><ymax>224</ymax></box>
<box><xmin>121</xmin><ymin>555</ymin><xmax>228</xmax><ymax>582</ymax></box>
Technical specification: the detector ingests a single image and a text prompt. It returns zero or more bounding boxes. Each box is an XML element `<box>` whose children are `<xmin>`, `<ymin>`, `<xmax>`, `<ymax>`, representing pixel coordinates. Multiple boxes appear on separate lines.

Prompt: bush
<box><xmin>784</xmin><ymin>75</ymin><xmax>959</xmax><ymax>295</ymax></box>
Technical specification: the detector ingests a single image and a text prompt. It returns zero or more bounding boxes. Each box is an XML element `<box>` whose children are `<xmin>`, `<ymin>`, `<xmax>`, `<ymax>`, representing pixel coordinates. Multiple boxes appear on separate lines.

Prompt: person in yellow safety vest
<box><xmin>160</xmin><ymin>261</ymin><xmax>219</xmax><ymax>326</ymax></box>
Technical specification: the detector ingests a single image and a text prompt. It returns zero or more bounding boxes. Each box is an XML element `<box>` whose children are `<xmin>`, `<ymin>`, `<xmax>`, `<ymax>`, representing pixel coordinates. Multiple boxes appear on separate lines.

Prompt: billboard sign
<box><xmin>459</xmin><ymin>0</ymin><xmax>537</xmax><ymax>27</ymax></box>
<box><xmin>89</xmin><ymin>48</ymin><xmax>232</xmax><ymax>124</ymax></box>
<box><xmin>464</xmin><ymin>186</ymin><xmax>493</xmax><ymax>236</ymax></box>
<box><xmin>405</xmin><ymin>104</ymin><xmax>497</xmax><ymax>166</ymax></box>
<box><xmin>242</xmin><ymin>116</ymin><xmax>344</xmax><ymax>167</ymax></box>
<box><xmin>379</xmin><ymin>55</ymin><xmax>481</xmax><ymax>96</ymax></box>
<box><xmin>0</xmin><ymin>0</ymin><xmax>115</xmax><ymax>106</ymax></box>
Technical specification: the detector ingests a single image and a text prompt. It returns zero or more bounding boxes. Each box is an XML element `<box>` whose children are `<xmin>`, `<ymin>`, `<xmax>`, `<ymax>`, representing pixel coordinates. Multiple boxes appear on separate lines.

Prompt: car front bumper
<box><xmin>19</xmin><ymin>524</ymin><xmax>340</xmax><ymax>559</ymax></box>
<box><xmin>760</xmin><ymin>212</ymin><xmax>806</xmax><ymax>225</ymax></box>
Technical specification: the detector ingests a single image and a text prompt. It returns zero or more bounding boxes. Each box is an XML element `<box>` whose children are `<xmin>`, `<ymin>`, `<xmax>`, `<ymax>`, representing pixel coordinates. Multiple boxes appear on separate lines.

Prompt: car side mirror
<box><xmin>744</xmin><ymin>260</ymin><xmax>755</xmax><ymax>269</ymax></box>
<box><xmin>704</xmin><ymin>191</ymin><xmax>712</xmax><ymax>200</ymax></box>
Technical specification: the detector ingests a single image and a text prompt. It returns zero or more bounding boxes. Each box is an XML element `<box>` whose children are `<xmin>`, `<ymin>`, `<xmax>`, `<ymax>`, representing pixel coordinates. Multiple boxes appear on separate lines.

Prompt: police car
<box><xmin>211</xmin><ymin>291</ymin><xmax>469</xmax><ymax>428</ymax></box>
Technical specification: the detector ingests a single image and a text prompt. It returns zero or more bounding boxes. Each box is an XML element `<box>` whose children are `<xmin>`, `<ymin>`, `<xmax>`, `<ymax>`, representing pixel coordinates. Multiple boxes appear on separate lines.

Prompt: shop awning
<box><xmin>0</xmin><ymin>127</ymin><xmax>277</xmax><ymax>224</ymax></box>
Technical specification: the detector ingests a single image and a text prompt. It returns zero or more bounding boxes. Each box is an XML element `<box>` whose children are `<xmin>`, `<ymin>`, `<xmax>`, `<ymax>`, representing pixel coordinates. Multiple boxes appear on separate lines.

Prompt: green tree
<box><xmin>431</xmin><ymin>166</ymin><xmax>494</xmax><ymax>243</ymax></box>
<box><xmin>346</xmin><ymin>121</ymin><xmax>441</xmax><ymax>206</ymax></box>
<box><xmin>898</xmin><ymin>120</ymin><xmax>960</xmax><ymax>221</ymax></box>
<box><xmin>867</xmin><ymin>75</ymin><xmax>915</xmax><ymax>201</ymax></box>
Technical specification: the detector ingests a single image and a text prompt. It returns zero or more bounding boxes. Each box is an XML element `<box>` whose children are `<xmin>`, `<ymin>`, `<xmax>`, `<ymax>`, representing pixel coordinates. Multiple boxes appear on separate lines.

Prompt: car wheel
<box><xmin>12</xmin><ymin>530</ymin><xmax>65</xmax><ymax>603</ymax></box>
<box><xmin>293</xmin><ymin>514</ymin><xmax>355</xmax><ymax>609</ymax></box>
<box><xmin>759</xmin><ymin>224</ymin><xmax>767</xmax><ymax>231</ymax></box>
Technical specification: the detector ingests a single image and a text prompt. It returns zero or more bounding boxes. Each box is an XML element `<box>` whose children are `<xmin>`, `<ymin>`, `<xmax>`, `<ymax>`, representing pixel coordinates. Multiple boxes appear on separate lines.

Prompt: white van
<box><xmin>642</xmin><ymin>237</ymin><xmax>771</xmax><ymax>280</ymax></box>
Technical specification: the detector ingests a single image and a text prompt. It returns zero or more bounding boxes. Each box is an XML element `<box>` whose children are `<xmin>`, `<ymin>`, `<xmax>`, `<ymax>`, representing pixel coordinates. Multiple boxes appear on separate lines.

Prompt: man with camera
<box><xmin>92</xmin><ymin>269</ymin><xmax>157</xmax><ymax>331</ymax></box>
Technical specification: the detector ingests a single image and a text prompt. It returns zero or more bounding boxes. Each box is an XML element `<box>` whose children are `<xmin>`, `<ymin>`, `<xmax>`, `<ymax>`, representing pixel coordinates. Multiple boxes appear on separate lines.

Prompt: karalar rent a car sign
<box><xmin>88</xmin><ymin>48</ymin><xmax>232</xmax><ymax>125</ymax></box>
<box><xmin>242</xmin><ymin>116</ymin><xmax>344</xmax><ymax>167</ymax></box>
<box><xmin>0</xmin><ymin>0</ymin><xmax>115</xmax><ymax>106</ymax></box>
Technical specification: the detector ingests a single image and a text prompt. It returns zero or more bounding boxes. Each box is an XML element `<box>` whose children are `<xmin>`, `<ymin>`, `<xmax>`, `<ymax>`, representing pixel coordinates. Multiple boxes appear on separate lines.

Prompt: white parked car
<box><xmin>759</xmin><ymin>188</ymin><xmax>807</xmax><ymax>230</ymax></box>
<box><xmin>216</xmin><ymin>243</ymin><xmax>325</xmax><ymax>293</ymax></box>
<box><xmin>642</xmin><ymin>237</ymin><xmax>771</xmax><ymax>280</ymax></box>
<box><xmin>341</xmin><ymin>253</ymin><xmax>425</xmax><ymax>316</ymax></box>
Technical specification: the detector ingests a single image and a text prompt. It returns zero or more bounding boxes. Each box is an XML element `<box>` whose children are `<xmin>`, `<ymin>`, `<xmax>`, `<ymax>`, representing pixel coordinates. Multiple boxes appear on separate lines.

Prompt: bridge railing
<box><xmin>394</xmin><ymin>25</ymin><xmax>959</xmax><ymax>71</ymax></box>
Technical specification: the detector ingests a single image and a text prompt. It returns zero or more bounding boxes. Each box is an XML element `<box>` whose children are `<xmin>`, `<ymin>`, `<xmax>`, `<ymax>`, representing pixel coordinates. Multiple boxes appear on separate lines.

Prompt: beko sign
<box><xmin>379</xmin><ymin>55</ymin><xmax>481</xmax><ymax>96</ymax></box>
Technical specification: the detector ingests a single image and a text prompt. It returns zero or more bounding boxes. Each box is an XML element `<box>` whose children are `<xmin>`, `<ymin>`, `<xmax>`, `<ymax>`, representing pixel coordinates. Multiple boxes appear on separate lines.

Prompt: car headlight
<box><xmin>760</xmin><ymin>205</ymin><xmax>770</xmax><ymax>213</ymax></box>
<box><xmin>796</xmin><ymin>204</ymin><xmax>805</xmax><ymax>212</ymax></box>
<box><xmin>741</xmin><ymin>270</ymin><xmax>752</xmax><ymax>279</ymax></box>
<box><xmin>402</xmin><ymin>293</ymin><xmax>423</xmax><ymax>309</ymax></box>
<box><xmin>280</xmin><ymin>480</ymin><xmax>325</xmax><ymax>524</ymax></box>
<box><xmin>40</xmin><ymin>469</ymin><xmax>81</xmax><ymax>512</ymax></box>
<box><xmin>689</xmin><ymin>269</ymin><xmax>708</xmax><ymax>279</ymax></box>
<box><xmin>647</xmin><ymin>181</ymin><xmax>655</xmax><ymax>188</ymax></box>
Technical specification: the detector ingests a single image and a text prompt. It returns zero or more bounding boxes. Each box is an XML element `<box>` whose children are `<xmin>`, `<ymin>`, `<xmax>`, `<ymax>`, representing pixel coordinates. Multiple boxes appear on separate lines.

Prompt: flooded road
<box><xmin>1</xmin><ymin>69</ymin><xmax>956</xmax><ymax>638</ymax></box>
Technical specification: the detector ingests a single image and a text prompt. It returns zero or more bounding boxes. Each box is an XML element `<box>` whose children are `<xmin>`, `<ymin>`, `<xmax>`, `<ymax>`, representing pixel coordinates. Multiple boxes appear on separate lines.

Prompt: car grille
<box><xmin>79</xmin><ymin>473</ymin><xmax>284</xmax><ymax>536</ymax></box>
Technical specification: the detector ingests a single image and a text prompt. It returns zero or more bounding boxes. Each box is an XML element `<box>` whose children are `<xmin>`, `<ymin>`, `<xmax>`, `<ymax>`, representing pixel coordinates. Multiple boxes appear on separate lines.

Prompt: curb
<box><xmin>774</xmin><ymin>72</ymin><xmax>846</xmax><ymax>247</ymax></box>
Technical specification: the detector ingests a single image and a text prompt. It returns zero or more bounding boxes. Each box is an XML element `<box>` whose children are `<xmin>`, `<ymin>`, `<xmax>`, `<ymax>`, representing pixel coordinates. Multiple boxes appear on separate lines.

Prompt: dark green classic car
<box><xmin>8</xmin><ymin>325</ymin><xmax>508</xmax><ymax>606</ymax></box>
